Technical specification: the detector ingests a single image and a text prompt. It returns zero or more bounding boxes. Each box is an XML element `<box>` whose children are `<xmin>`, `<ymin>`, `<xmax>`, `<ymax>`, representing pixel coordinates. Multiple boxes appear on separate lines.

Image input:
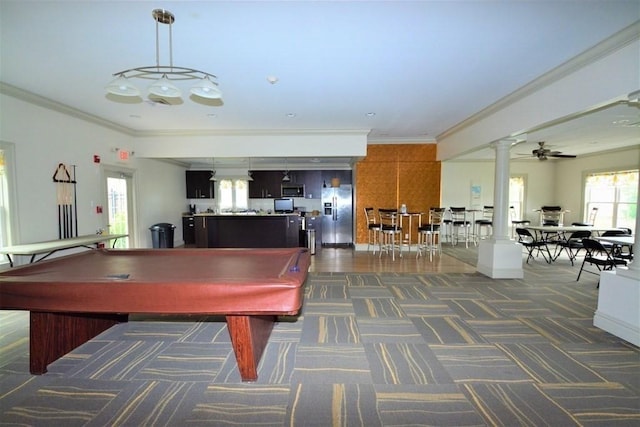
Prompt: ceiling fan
<box><xmin>528</xmin><ymin>141</ymin><xmax>577</xmax><ymax>161</ymax></box>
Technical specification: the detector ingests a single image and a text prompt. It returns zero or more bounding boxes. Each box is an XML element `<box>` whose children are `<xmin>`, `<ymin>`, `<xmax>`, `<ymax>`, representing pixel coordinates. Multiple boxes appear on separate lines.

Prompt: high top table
<box><xmin>397</xmin><ymin>212</ymin><xmax>423</xmax><ymax>252</ymax></box>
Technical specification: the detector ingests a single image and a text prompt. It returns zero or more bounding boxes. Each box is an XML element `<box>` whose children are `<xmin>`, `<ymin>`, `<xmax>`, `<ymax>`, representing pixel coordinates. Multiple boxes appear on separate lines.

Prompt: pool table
<box><xmin>0</xmin><ymin>247</ymin><xmax>311</xmax><ymax>381</ymax></box>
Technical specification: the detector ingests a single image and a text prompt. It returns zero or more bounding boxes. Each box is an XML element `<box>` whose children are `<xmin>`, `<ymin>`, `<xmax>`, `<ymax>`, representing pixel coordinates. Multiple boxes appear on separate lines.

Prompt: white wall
<box><xmin>134</xmin><ymin>158</ymin><xmax>188</xmax><ymax>248</ymax></box>
<box><xmin>0</xmin><ymin>94</ymin><xmax>188</xmax><ymax>255</ymax></box>
<box><xmin>442</xmin><ymin>145</ymin><xmax>639</xmax><ymax>226</ymax></box>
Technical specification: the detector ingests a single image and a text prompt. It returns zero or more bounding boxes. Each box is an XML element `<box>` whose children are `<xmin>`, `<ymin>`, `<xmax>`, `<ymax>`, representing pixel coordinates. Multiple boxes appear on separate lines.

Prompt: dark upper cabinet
<box><xmin>321</xmin><ymin>170</ymin><xmax>352</xmax><ymax>186</ymax></box>
<box><xmin>249</xmin><ymin>171</ymin><xmax>283</xmax><ymax>198</ymax></box>
<box><xmin>294</xmin><ymin>170</ymin><xmax>322</xmax><ymax>199</ymax></box>
<box><xmin>186</xmin><ymin>170</ymin><xmax>215</xmax><ymax>199</ymax></box>
<box><xmin>248</xmin><ymin>169</ymin><xmax>350</xmax><ymax>199</ymax></box>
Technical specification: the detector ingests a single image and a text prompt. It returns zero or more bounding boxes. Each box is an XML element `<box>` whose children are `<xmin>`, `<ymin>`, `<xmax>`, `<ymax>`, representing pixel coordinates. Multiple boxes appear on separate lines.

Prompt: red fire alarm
<box><xmin>93</xmin><ymin>154</ymin><xmax>101</xmax><ymax>163</ymax></box>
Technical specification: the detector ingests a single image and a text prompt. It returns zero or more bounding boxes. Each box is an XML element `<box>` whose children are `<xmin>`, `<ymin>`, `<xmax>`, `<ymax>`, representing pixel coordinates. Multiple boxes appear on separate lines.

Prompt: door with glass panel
<box><xmin>104</xmin><ymin>168</ymin><xmax>134</xmax><ymax>248</ymax></box>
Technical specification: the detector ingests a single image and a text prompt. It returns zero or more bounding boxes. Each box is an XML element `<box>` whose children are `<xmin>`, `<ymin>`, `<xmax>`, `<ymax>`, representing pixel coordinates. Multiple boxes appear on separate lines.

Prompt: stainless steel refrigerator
<box><xmin>321</xmin><ymin>184</ymin><xmax>353</xmax><ymax>246</ymax></box>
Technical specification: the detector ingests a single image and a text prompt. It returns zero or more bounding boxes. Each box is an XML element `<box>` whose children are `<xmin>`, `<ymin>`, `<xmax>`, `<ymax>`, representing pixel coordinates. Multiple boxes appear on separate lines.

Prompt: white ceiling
<box><xmin>1</xmin><ymin>1</ymin><xmax>639</xmax><ymax>168</ymax></box>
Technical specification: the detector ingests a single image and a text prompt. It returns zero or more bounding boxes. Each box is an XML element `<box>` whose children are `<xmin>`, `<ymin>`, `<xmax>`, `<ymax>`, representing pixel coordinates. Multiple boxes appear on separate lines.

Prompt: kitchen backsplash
<box><xmin>188</xmin><ymin>197</ymin><xmax>323</xmax><ymax>215</ymax></box>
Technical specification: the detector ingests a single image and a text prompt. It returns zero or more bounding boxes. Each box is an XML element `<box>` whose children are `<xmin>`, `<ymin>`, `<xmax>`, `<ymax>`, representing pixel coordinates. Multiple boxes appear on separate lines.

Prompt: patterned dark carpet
<box><xmin>1</xmin><ymin>248</ymin><xmax>638</xmax><ymax>426</ymax></box>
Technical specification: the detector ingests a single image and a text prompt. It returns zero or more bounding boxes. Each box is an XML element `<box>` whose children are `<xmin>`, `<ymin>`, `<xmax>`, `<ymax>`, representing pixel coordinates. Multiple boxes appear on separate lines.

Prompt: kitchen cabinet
<box><xmin>182</xmin><ymin>216</ymin><xmax>195</xmax><ymax>246</ymax></box>
<box><xmin>322</xmin><ymin>170</ymin><xmax>352</xmax><ymax>187</ymax></box>
<box><xmin>194</xmin><ymin>215</ymin><xmax>212</xmax><ymax>247</ymax></box>
<box><xmin>186</xmin><ymin>170</ymin><xmax>215</xmax><ymax>199</ymax></box>
<box><xmin>247</xmin><ymin>169</ymin><xmax>351</xmax><ymax>199</ymax></box>
<box><xmin>294</xmin><ymin>170</ymin><xmax>322</xmax><ymax>199</ymax></box>
<box><xmin>249</xmin><ymin>171</ymin><xmax>283</xmax><ymax>198</ymax></box>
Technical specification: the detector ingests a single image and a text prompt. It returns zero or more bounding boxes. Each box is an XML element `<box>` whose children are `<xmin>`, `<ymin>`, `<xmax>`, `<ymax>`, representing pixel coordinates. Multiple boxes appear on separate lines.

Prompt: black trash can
<box><xmin>150</xmin><ymin>223</ymin><xmax>176</xmax><ymax>248</ymax></box>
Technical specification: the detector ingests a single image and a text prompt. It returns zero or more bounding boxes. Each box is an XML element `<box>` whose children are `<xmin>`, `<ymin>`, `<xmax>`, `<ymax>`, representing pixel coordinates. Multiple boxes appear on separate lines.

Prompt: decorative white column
<box><xmin>476</xmin><ymin>139</ymin><xmax>524</xmax><ymax>278</ymax></box>
<box><xmin>594</xmin><ymin>176</ymin><xmax>639</xmax><ymax>346</ymax></box>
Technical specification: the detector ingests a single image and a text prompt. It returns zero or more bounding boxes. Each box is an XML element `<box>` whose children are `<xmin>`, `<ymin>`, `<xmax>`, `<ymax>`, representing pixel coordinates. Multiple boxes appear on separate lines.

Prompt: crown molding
<box><xmin>0</xmin><ymin>82</ymin><xmax>135</xmax><ymax>136</ymax></box>
<box><xmin>367</xmin><ymin>137</ymin><xmax>437</xmax><ymax>144</ymax></box>
<box><xmin>133</xmin><ymin>128</ymin><xmax>370</xmax><ymax>138</ymax></box>
<box><xmin>1</xmin><ymin>82</ymin><xmax>371</xmax><ymax>140</ymax></box>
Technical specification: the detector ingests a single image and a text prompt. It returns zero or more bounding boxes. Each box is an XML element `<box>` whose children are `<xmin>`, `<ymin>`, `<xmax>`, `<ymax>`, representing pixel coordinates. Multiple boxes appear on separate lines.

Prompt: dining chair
<box><xmin>571</xmin><ymin>207</ymin><xmax>598</xmax><ymax>226</ymax></box>
<box><xmin>553</xmin><ymin>230</ymin><xmax>591</xmax><ymax>265</ymax></box>
<box><xmin>417</xmin><ymin>207</ymin><xmax>444</xmax><ymax>261</ymax></box>
<box><xmin>539</xmin><ymin>205</ymin><xmax>564</xmax><ymax>226</ymax></box>
<box><xmin>363</xmin><ymin>207</ymin><xmax>381</xmax><ymax>254</ymax></box>
<box><xmin>378</xmin><ymin>208</ymin><xmax>402</xmax><ymax>260</ymax></box>
<box><xmin>577</xmin><ymin>238</ymin><xmax>627</xmax><ymax>286</ymax></box>
<box><xmin>516</xmin><ymin>227</ymin><xmax>552</xmax><ymax>264</ymax></box>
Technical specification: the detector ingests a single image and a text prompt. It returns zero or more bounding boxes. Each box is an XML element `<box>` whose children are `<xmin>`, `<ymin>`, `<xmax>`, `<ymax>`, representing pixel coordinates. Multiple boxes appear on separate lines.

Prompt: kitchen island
<box><xmin>192</xmin><ymin>213</ymin><xmax>304</xmax><ymax>248</ymax></box>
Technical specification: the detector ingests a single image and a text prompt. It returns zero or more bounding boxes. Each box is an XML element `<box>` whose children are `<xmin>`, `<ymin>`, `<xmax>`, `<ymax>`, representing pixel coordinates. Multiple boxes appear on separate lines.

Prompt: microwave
<box><xmin>281</xmin><ymin>184</ymin><xmax>305</xmax><ymax>197</ymax></box>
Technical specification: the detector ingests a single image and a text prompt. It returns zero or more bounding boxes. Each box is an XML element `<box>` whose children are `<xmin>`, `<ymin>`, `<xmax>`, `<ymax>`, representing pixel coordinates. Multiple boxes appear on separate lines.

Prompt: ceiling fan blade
<box><xmin>548</xmin><ymin>153</ymin><xmax>576</xmax><ymax>158</ymax></box>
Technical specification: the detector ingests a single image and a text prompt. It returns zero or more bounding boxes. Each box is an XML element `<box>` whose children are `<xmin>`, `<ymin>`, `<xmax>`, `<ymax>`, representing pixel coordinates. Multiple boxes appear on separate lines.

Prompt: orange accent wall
<box><xmin>354</xmin><ymin>144</ymin><xmax>441</xmax><ymax>245</ymax></box>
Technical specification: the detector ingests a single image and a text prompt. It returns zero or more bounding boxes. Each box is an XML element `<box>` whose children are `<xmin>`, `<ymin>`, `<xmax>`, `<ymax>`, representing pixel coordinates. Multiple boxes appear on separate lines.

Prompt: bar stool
<box><xmin>378</xmin><ymin>208</ymin><xmax>402</xmax><ymax>260</ymax></box>
<box><xmin>510</xmin><ymin>206</ymin><xmax>530</xmax><ymax>238</ymax></box>
<box><xmin>441</xmin><ymin>208</ymin><xmax>453</xmax><ymax>243</ymax></box>
<box><xmin>475</xmin><ymin>206</ymin><xmax>493</xmax><ymax>241</ymax></box>
<box><xmin>417</xmin><ymin>207</ymin><xmax>444</xmax><ymax>261</ymax></box>
<box><xmin>450</xmin><ymin>207</ymin><xmax>472</xmax><ymax>247</ymax></box>
<box><xmin>364</xmin><ymin>207</ymin><xmax>381</xmax><ymax>254</ymax></box>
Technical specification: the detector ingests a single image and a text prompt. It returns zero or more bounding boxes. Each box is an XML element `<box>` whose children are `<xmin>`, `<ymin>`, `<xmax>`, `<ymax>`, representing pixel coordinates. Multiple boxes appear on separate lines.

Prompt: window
<box><xmin>509</xmin><ymin>175</ymin><xmax>526</xmax><ymax>220</ymax></box>
<box><xmin>218</xmin><ymin>179</ymin><xmax>249</xmax><ymax>212</ymax></box>
<box><xmin>105</xmin><ymin>169</ymin><xmax>133</xmax><ymax>248</ymax></box>
<box><xmin>584</xmin><ymin>169</ymin><xmax>638</xmax><ymax>230</ymax></box>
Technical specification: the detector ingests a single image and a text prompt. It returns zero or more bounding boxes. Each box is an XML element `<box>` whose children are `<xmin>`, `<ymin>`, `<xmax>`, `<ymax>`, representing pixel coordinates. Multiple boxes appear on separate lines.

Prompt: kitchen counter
<box><xmin>185</xmin><ymin>212</ymin><xmax>299</xmax><ymax>217</ymax></box>
<box><xmin>192</xmin><ymin>214</ymin><xmax>303</xmax><ymax>248</ymax></box>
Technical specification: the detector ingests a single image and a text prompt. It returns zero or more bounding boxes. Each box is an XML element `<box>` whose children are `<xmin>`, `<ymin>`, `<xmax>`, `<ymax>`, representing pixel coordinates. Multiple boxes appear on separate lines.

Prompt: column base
<box><xmin>476</xmin><ymin>239</ymin><xmax>524</xmax><ymax>279</ymax></box>
<box><xmin>594</xmin><ymin>270</ymin><xmax>639</xmax><ymax>346</ymax></box>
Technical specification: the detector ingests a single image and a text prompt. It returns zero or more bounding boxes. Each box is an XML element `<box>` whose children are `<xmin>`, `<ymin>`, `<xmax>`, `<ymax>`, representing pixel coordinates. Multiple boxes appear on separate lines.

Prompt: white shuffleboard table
<box><xmin>0</xmin><ymin>234</ymin><xmax>128</xmax><ymax>267</ymax></box>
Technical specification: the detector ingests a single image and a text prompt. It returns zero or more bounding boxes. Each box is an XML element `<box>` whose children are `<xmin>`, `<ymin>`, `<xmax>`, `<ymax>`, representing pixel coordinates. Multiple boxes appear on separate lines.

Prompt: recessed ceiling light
<box><xmin>207</xmin><ymin>113</ymin><xmax>217</xmax><ymax>118</ymax></box>
<box><xmin>286</xmin><ymin>113</ymin><xmax>296</xmax><ymax>118</ymax></box>
<box><xmin>366</xmin><ymin>112</ymin><xmax>376</xmax><ymax>117</ymax></box>
<box><xmin>267</xmin><ymin>76</ymin><xmax>279</xmax><ymax>84</ymax></box>
<box><xmin>129</xmin><ymin>114</ymin><xmax>140</xmax><ymax>119</ymax></box>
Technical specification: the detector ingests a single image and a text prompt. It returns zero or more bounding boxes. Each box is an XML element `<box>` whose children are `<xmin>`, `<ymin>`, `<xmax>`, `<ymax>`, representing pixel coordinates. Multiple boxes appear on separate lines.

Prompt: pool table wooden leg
<box><xmin>225</xmin><ymin>315</ymin><xmax>276</xmax><ymax>382</ymax></box>
<box><xmin>29</xmin><ymin>311</ymin><xmax>128</xmax><ymax>374</ymax></box>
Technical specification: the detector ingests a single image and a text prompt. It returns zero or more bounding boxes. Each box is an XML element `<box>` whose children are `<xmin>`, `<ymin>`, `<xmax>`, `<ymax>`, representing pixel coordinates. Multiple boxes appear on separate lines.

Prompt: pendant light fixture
<box><xmin>282</xmin><ymin>158</ymin><xmax>291</xmax><ymax>182</ymax></box>
<box><xmin>209</xmin><ymin>158</ymin><xmax>217</xmax><ymax>181</ymax></box>
<box><xmin>247</xmin><ymin>158</ymin><xmax>254</xmax><ymax>181</ymax></box>
<box><xmin>106</xmin><ymin>9</ymin><xmax>222</xmax><ymax>103</ymax></box>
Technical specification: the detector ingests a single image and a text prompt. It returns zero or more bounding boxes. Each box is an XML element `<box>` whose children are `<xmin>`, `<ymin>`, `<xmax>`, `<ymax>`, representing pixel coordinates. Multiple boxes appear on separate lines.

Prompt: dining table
<box><xmin>524</xmin><ymin>225</ymin><xmax>624</xmax><ymax>242</ymax></box>
<box><xmin>522</xmin><ymin>225</ymin><xmax>631</xmax><ymax>263</ymax></box>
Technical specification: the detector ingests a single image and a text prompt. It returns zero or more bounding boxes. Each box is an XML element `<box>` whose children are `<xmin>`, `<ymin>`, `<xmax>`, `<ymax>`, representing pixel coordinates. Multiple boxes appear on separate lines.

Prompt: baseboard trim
<box><xmin>593</xmin><ymin>311</ymin><xmax>640</xmax><ymax>346</ymax></box>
